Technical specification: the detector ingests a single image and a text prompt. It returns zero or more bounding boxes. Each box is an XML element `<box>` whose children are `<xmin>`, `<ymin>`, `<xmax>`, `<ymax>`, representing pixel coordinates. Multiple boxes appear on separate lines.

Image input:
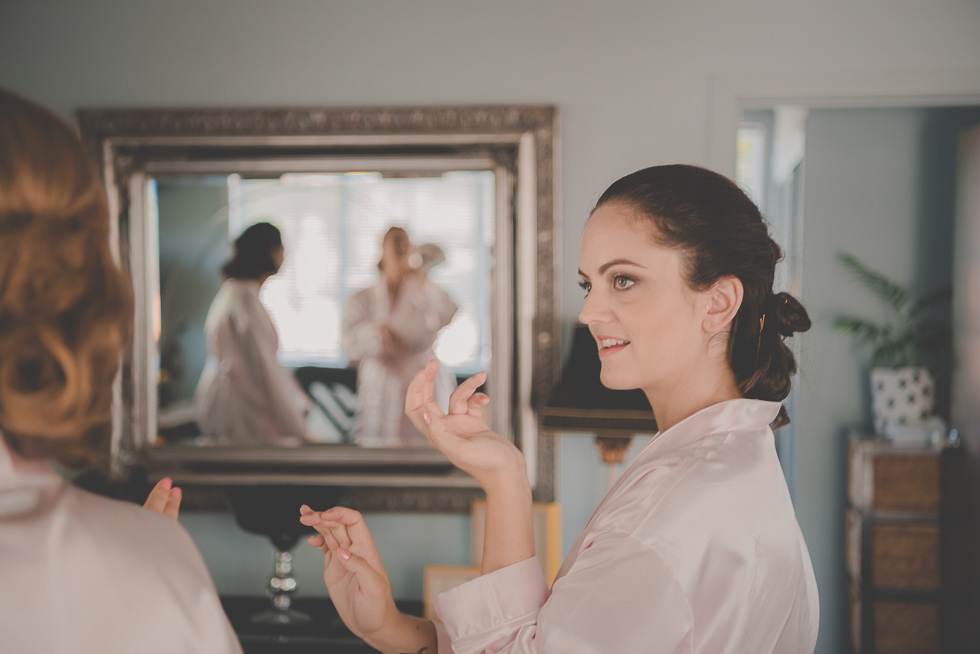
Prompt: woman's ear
<box><xmin>702</xmin><ymin>276</ymin><xmax>743</xmax><ymax>334</ymax></box>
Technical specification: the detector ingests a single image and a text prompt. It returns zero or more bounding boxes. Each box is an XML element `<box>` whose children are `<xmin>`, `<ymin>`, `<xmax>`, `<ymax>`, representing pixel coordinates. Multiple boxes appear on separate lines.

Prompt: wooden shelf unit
<box><xmin>846</xmin><ymin>434</ymin><xmax>958</xmax><ymax>654</ymax></box>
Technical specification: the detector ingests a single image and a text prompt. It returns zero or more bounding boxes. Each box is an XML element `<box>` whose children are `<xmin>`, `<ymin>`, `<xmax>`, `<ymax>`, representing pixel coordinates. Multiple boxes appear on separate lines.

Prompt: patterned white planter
<box><xmin>869</xmin><ymin>367</ymin><xmax>935</xmax><ymax>436</ymax></box>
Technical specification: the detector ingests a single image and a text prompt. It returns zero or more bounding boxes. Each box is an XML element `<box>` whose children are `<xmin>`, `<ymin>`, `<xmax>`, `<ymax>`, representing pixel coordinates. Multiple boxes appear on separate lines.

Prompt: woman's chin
<box><xmin>598</xmin><ymin>371</ymin><xmax>636</xmax><ymax>391</ymax></box>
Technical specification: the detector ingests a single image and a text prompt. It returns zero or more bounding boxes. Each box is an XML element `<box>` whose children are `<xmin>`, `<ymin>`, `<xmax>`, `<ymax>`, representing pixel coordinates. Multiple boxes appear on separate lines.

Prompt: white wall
<box><xmin>4</xmin><ymin>2</ymin><xmax>980</xmax><ymax>652</ymax></box>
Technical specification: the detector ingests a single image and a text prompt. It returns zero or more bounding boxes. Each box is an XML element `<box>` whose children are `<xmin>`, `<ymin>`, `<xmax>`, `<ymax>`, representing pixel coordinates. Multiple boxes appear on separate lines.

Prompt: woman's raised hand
<box><xmin>142</xmin><ymin>477</ymin><xmax>182</xmax><ymax>521</ymax></box>
<box><xmin>405</xmin><ymin>360</ymin><xmax>526</xmax><ymax>491</ymax></box>
<box><xmin>299</xmin><ymin>505</ymin><xmax>398</xmax><ymax>641</ymax></box>
<box><xmin>299</xmin><ymin>505</ymin><xmax>436</xmax><ymax>654</ymax></box>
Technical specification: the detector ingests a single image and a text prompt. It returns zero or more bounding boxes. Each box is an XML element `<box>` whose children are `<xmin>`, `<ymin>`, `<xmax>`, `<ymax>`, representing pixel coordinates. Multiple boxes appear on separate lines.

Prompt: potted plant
<box><xmin>832</xmin><ymin>252</ymin><xmax>952</xmax><ymax>436</ymax></box>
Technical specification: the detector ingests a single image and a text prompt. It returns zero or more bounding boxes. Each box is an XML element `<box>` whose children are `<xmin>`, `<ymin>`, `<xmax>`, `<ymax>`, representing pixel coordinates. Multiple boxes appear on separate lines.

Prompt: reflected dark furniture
<box><xmin>294</xmin><ymin>367</ymin><xmax>358</xmax><ymax>444</ymax></box>
<box><xmin>221</xmin><ymin>596</ymin><xmax>423</xmax><ymax>653</ymax></box>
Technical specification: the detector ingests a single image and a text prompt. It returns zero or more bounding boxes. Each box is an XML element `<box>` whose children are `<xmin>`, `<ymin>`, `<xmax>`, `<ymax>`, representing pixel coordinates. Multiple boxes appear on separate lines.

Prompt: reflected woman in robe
<box><xmin>194</xmin><ymin>222</ymin><xmax>309</xmax><ymax>445</ymax></box>
<box><xmin>343</xmin><ymin>227</ymin><xmax>458</xmax><ymax>447</ymax></box>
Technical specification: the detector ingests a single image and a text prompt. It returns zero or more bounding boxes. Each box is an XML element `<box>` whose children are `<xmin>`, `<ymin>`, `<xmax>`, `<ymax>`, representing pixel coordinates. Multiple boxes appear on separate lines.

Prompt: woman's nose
<box><xmin>577</xmin><ymin>288</ymin><xmax>607</xmax><ymax>326</ymax></box>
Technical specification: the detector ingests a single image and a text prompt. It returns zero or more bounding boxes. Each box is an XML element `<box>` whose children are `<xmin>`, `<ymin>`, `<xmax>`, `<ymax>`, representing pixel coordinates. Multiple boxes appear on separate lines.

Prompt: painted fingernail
<box><xmin>423</xmin><ymin>412</ymin><xmax>432</xmax><ymax>425</ymax></box>
<box><xmin>337</xmin><ymin>546</ymin><xmax>351</xmax><ymax>561</ymax></box>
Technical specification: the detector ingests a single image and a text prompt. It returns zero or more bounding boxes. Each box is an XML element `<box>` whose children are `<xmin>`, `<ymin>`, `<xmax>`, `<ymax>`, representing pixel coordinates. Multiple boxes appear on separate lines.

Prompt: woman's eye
<box><xmin>578</xmin><ymin>280</ymin><xmax>591</xmax><ymax>296</ymax></box>
<box><xmin>613</xmin><ymin>275</ymin><xmax>635</xmax><ymax>291</ymax></box>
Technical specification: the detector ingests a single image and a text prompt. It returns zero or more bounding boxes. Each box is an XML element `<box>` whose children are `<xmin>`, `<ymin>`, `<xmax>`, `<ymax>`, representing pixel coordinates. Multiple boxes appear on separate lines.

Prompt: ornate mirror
<box><xmin>78</xmin><ymin>105</ymin><xmax>559</xmax><ymax>511</ymax></box>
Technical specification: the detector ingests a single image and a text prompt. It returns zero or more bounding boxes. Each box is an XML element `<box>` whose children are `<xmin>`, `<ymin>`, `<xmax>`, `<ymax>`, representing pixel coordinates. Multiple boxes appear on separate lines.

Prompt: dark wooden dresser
<box><xmin>846</xmin><ymin>433</ymin><xmax>965</xmax><ymax>653</ymax></box>
<box><xmin>221</xmin><ymin>597</ymin><xmax>424</xmax><ymax>653</ymax></box>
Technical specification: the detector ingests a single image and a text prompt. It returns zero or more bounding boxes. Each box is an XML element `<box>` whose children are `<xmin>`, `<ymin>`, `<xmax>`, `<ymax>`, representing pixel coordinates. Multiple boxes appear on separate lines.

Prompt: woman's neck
<box><xmin>233</xmin><ymin>275</ymin><xmax>270</xmax><ymax>288</ymax></box>
<box><xmin>645</xmin><ymin>363</ymin><xmax>742</xmax><ymax>434</ymax></box>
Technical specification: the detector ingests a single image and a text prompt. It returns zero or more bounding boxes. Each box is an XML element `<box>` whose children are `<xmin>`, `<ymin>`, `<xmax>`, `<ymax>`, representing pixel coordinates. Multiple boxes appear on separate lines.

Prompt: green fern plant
<box><xmin>832</xmin><ymin>253</ymin><xmax>952</xmax><ymax>368</ymax></box>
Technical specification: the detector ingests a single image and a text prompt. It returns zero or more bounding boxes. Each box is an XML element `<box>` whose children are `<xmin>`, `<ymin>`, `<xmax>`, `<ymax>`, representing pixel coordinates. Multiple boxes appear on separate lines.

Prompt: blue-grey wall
<box><xmin>156</xmin><ymin>177</ymin><xmax>230</xmax><ymax>404</ymax></box>
<box><xmin>796</xmin><ymin>105</ymin><xmax>980</xmax><ymax>647</ymax></box>
<box><xmin>4</xmin><ymin>2</ymin><xmax>980</xmax><ymax>652</ymax></box>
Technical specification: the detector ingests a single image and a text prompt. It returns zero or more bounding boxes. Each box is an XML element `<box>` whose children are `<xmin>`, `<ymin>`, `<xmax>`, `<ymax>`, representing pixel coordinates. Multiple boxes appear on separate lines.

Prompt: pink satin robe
<box><xmin>343</xmin><ymin>273</ymin><xmax>458</xmax><ymax>447</ymax></box>
<box><xmin>0</xmin><ymin>439</ymin><xmax>242</xmax><ymax>653</ymax></box>
<box><xmin>194</xmin><ymin>279</ymin><xmax>310</xmax><ymax>445</ymax></box>
<box><xmin>434</xmin><ymin>399</ymin><xmax>819</xmax><ymax>653</ymax></box>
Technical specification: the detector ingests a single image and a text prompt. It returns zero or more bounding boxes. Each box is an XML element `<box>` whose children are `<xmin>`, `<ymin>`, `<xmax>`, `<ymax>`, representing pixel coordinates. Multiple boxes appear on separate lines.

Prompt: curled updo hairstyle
<box><xmin>221</xmin><ymin>222</ymin><xmax>283</xmax><ymax>280</ymax></box>
<box><xmin>594</xmin><ymin>164</ymin><xmax>811</xmax><ymax>427</ymax></box>
<box><xmin>0</xmin><ymin>88</ymin><xmax>132</xmax><ymax>467</ymax></box>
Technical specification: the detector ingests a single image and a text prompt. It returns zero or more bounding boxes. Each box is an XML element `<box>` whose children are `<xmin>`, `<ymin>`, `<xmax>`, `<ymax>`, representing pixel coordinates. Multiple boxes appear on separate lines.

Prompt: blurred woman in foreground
<box><xmin>0</xmin><ymin>87</ymin><xmax>241</xmax><ymax>654</ymax></box>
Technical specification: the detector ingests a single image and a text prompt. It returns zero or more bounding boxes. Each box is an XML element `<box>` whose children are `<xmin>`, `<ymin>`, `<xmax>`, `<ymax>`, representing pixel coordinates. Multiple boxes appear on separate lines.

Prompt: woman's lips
<box><xmin>597</xmin><ymin>337</ymin><xmax>629</xmax><ymax>357</ymax></box>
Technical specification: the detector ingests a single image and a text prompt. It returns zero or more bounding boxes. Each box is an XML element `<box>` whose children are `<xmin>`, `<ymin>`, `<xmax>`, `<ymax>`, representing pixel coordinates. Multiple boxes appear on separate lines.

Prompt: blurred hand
<box><xmin>405</xmin><ymin>360</ymin><xmax>526</xmax><ymax>491</ymax></box>
<box><xmin>143</xmin><ymin>477</ymin><xmax>182</xmax><ymax>521</ymax></box>
<box><xmin>299</xmin><ymin>505</ymin><xmax>399</xmax><ymax>641</ymax></box>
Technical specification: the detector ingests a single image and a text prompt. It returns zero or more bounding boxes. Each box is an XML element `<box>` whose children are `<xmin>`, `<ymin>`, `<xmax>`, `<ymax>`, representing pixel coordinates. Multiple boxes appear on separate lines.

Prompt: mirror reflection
<box><xmin>153</xmin><ymin>170</ymin><xmax>495</xmax><ymax>448</ymax></box>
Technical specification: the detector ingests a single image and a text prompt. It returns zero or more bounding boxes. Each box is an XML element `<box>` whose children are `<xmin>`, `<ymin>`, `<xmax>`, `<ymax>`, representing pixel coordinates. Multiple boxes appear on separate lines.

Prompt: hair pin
<box><xmin>756</xmin><ymin>313</ymin><xmax>766</xmax><ymax>363</ymax></box>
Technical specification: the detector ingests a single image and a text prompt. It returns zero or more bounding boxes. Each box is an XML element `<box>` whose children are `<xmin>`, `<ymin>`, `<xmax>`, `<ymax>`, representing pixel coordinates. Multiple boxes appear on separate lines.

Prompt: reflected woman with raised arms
<box><xmin>301</xmin><ymin>165</ymin><xmax>820</xmax><ymax>653</ymax></box>
<box><xmin>343</xmin><ymin>226</ymin><xmax>458</xmax><ymax>447</ymax></box>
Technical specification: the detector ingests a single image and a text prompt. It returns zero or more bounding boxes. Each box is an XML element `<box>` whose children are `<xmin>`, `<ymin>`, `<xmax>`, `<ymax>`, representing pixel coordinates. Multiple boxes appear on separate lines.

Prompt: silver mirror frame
<box><xmin>78</xmin><ymin>105</ymin><xmax>559</xmax><ymax>512</ymax></box>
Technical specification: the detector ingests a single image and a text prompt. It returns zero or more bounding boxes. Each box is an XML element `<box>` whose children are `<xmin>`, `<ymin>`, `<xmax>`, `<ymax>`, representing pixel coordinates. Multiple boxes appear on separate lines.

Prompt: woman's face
<box><xmin>577</xmin><ymin>203</ymin><xmax>707</xmax><ymax>395</ymax></box>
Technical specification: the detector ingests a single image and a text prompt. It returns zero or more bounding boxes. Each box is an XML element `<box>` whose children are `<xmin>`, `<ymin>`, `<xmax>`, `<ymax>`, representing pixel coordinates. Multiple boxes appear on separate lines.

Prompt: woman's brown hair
<box><xmin>594</xmin><ymin>164</ymin><xmax>811</xmax><ymax>428</ymax></box>
<box><xmin>0</xmin><ymin>88</ymin><xmax>131</xmax><ymax>467</ymax></box>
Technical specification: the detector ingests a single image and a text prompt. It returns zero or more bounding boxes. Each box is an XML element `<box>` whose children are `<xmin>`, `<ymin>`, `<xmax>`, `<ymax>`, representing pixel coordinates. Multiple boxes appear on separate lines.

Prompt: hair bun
<box><xmin>765</xmin><ymin>292</ymin><xmax>811</xmax><ymax>337</ymax></box>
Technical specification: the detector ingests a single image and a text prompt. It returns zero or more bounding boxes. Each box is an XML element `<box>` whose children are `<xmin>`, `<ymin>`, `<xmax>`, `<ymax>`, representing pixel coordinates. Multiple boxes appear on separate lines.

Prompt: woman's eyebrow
<box><xmin>598</xmin><ymin>258</ymin><xmax>645</xmax><ymax>274</ymax></box>
<box><xmin>578</xmin><ymin>258</ymin><xmax>647</xmax><ymax>278</ymax></box>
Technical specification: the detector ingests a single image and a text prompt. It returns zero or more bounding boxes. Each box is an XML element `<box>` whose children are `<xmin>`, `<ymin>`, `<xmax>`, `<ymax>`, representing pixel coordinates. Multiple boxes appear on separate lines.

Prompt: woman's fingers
<box><xmin>406</xmin><ymin>363</ymin><xmax>448</xmax><ymax>437</ymax></box>
<box><xmin>466</xmin><ymin>393</ymin><xmax>490</xmax><ymax>417</ymax></box>
<box><xmin>143</xmin><ymin>478</ymin><xmax>180</xmax><ymax>521</ymax></box>
<box><xmin>317</xmin><ymin>519</ymin><xmax>351</xmax><ymax>550</ymax></box>
<box><xmin>163</xmin><ymin>486</ymin><xmax>182</xmax><ymax>521</ymax></box>
<box><xmin>300</xmin><ymin>506</ymin><xmax>389</xmax><ymax>562</ymax></box>
<box><xmin>448</xmin><ymin>371</ymin><xmax>487</xmax><ymax>415</ymax></box>
<box><xmin>406</xmin><ymin>360</ymin><xmax>439</xmax><ymax>413</ymax></box>
<box><xmin>307</xmin><ymin>533</ymin><xmax>329</xmax><ymax>555</ymax></box>
<box><xmin>318</xmin><ymin>507</ymin><xmax>386</xmax><ymax>572</ymax></box>
<box><xmin>142</xmin><ymin>477</ymin><xmax>171</xmax><ymax>513</ymax></box>
<box><xmin>321</xmin><ymin>524</ymin><xmax>342</xmax><ymax>551</ymax></box>
<box><xmin>334</xmin><ymin>545</ymin><xmax>387</xmax><ymax>592</ymax></box>
<box><xmin>300</xmin><ymin>509</ymin><xmax>349</xmax><ymax>548</ymax></box>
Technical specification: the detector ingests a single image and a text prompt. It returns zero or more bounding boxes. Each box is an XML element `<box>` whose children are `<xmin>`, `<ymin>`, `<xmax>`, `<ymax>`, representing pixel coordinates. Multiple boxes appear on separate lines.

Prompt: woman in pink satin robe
<box><xmin>300</xmin><ymin>165</ymin><xmax>820</xmax><ymax>653</ymax></box>
<box><xmin>194</xmin><ymin>222</ymin><xmax>310</xmax><ymax>445</ymax></box>
<box><xmin>343</xmin><ymin>227</ymin><xmax>458</xmax><ymax>447</ymax></box>
<box><xmin>0</xmin><ymin>88</ymin><xmax>241</xmax><ymax>654</ymax></box>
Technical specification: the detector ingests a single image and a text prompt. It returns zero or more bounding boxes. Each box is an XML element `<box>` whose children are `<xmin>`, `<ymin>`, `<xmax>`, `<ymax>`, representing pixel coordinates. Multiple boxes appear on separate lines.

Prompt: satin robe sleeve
<box><xmin>232</xmin><ymin>289</ymin><xmax>309</xmax><ymax>438</ymax></box>
<box><xmin>342</xmin><ymin>289</ymin><xmax>383</xmax><ymax>364</ymax></box>
<box><xmin>434</xmin><ymin>534</ymin><xmax>694</xmax><ymax>654</ymax></box>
